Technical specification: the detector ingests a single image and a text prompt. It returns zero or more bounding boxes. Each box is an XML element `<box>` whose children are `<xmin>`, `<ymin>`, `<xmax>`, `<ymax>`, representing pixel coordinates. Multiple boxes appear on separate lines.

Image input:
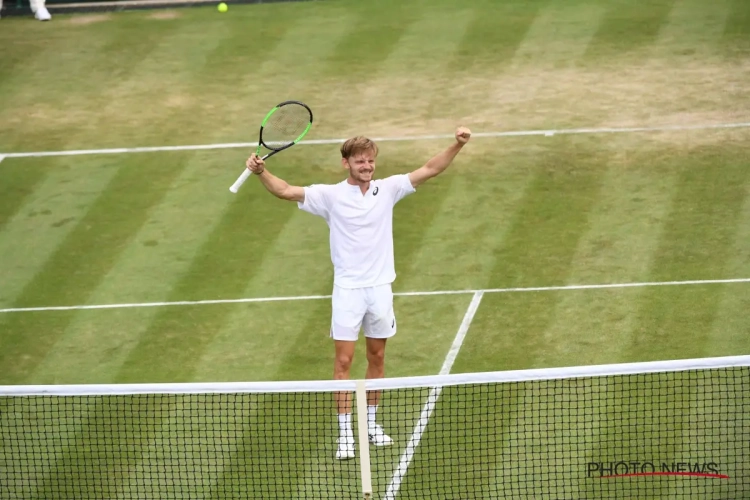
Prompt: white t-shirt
<box><xmin>297</xmin><ymin>174</ymin><xmax>416</xmax><ymax>289</ymax></box>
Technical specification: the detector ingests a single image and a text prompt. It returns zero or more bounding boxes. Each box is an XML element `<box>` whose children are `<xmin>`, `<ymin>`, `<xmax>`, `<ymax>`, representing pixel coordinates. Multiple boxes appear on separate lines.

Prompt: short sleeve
<box><xmin>297</xmin><ymin>184</ymin><xmax>333</xmax><ymax>220</ymax></box>
<box><xmin>380</xmin><ymin>174</ymin><xmax>416</xmax><ymax>205</ymax></box>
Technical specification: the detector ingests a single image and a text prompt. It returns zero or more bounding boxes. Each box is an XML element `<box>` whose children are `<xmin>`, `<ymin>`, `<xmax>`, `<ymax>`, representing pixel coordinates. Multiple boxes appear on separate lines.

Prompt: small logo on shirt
<box><xmin>373</xmin><ymin>187</ymin><xmax>379</xmax><ymax>196</ymax></box>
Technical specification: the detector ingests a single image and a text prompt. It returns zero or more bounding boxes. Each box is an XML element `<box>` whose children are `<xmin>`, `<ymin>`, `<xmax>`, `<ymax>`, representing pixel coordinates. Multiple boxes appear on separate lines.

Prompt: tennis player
<box><xmin>245</xmin><ymin>126</ymin><xmax>472</xmax><ymax>459</ymax></box>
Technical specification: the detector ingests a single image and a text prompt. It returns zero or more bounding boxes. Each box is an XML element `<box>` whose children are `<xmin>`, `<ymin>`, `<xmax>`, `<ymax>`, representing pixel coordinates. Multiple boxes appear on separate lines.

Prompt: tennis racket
<box><xmin>229</xmin><ymin>100</ymin><xmax>313</xmax><ymax>193</ymax></box>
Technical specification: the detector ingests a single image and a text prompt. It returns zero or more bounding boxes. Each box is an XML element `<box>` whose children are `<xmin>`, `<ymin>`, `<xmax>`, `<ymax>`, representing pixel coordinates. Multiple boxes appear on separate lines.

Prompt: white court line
<box><xmin>0</xmin><ymin>154</ymin><xmax>5</xmax><ymax>164</ymax></box>
<box><xmin>1</xmin><ymin>121</ymin><xmax>749</xmax><ymax>159</ymax></box>
<box><xmin>383</xmin><ymin>291</ymin><xmax>485</xmax><ymax>500</ymax></box>
<box><xmin>0</xmin><ymin>277</ymin><xmax>748</xmax><ymax>314</ymax></box>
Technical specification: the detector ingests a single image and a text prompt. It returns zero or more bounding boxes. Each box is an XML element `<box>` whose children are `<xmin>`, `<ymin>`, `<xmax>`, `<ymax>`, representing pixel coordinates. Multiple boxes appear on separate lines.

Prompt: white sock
<box><xmin>367</xmin><ymin>405</ymin><xmax>378</xmax><ymax>428</ymax></box>
<box><xmin>338</xmin><ymin>413</ymin><xmax>352</xmax><ymax>436</ymax></box>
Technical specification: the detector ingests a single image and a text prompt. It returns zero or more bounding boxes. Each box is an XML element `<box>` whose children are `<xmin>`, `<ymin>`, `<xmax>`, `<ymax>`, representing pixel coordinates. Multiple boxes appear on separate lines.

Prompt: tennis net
<box><xmin>1</xmin><ymin>355</ymin><xmax>748</xmax><ymax>499</ymax></box>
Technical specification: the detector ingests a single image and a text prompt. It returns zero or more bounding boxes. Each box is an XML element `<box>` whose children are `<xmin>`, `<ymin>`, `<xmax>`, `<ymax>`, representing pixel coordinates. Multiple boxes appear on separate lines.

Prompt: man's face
<box><xmin>343</xmin><ymin>150</ymin><xmax>376</xmax><ymax>184</ymax></box>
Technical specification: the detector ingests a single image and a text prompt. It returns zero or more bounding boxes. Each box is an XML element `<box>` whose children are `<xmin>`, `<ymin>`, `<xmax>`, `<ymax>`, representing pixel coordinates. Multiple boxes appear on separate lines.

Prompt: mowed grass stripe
<box><xmin>78</xmin><ymin>15</ymin><xmax>244</xmax><ymax>149</ymax></box>
<box><xmin>0</xmin><ymin>157</ymin><xmax>121</xmax><ymax>308</ymax></box>
<box><xmin>323</xmin><ymin>0</ymin><xmax>421</xmax><ymax>81</ymax></box>
<box><xmin>654</xmin><ymin>0</ymin><xmax>730</xmax><ymax>54</ymax></box>
<box><xmin>148</xmin><ymin>4</ymin><xmax>354</xmax><ymax>146</ymax></box>
<box><xmin>27</xmin><ymin>393</ymin><xmax>247</xmax><ymax>500</ymax></box>
<box><xmin>0</xmin><ymin>158</ymin><xmax>122</xmax><ymax>382</ymax></box>
<box><xmin>706</xmin><ymin>176</ymin><xmax>750</xmax><ymax>355</ymax></box>
<box><xmin>105</xmin><ymin>194</ymin><xmax>292</xmax><ymax>382</ymax></box>
<box><xmin>396</xmin><ymin>144</ymin><xmax>537</xmax><ymax>293</ymax></box>
<box><xmin>0</xmin><ymin>17</ymin><xmax>183</xmax><ymax>152</ymax></box>
<box><xmin>722</xmin><ymin>0</ymin><xmax>750</xmax><ymax>60</ymax></box>
<box><xmin>39</xmin><ymin>208</ymin><xmax>286</xmax><ymax>492</ymax></box>
<box><xmin>421</xmin><ymin>0</ymin><xmax>547</xmax><ymax>129</ymax></box>
<box><xmin>0</xmin><ymin>153</ymin><xmax>193</xmax><ymax>387</ymax></box>
<box><xmin>666</xmin><ymin>371</ymin><xmax>746</xmax><ymax>498</ymax></box>
<box><xmin>637</xmin><ymin>0</ymin><xmax>739</xmax><ymax>126</ymax></box>
<box><xmin>27</xmin><ymin>153</ymin><xmax>251</xmax><ymax>384</ymax></box>
<box><xmin>493</xmin><ymin>146</ymin><xmax>678</xmax><ymax>497</ymax></box>
<box><xmin>395</xmin><ymin>382</ymin><xmax>507</xmax><ymax>498</ymax></box>
<box><xmin>360</xmin><ymin>4</ymin><xmax>473</xmax><ymax>75</ymax></box>
<box><xmin>194</xmin><ymin>3</ymin><xmax>354</xmax><ymax>142</ymax></box>
<box><xmin>391</xmin><ymin>157</ymin><xmax>461</xmax><ymax>292</ymax></box>
<box><xmin>626</xmin><ymin>147</ymin><xmax>750</xmax><ymax>363</ymax></box>
<box><xmin>451</xmin><ymin>140</ymin><xmax>606</xmax><ymax>373</ymax></box>
<box><xmin>0</xmin><ymin>22</ymin><xmax>179</xmax><ymax>232</ymax></box>
<box><xmin>724</xmin><ymin>0</ymin><xmax>750</xmax><ymax>38</ymax></box>
<box><xmin>584</xmin><ymin>0</ymin><xmax>678</xmax><ymax>61</ymax></box>
<box><xmin>0</xmin><ymin>19</ymin><xmax>72</xmax><ymax>92</ymax></box>
<box><xmin>115</xmin><ymin>10</ymin><xmax>357</xmax><ymax>385</ymax></box>
<box><xmin>0</xmin><ymin>160</ymin><xmax>55</xmax><ymax>232</ymax></box>
<box><xmin>111</xmin><ymin>394</ymin><xmax>271</xmax><ymax>500</ymax></box>
<box><xmin>489</xmin><ymin>378</ymin><xmax>612</xmax><ymax>498</ymax></box>
<box><xmin>0</xmin><ymin>14</ymin><xmax>251</xmax><ymax>385</ymax></box>
<box><xmin>27</xmin><ymin>9</ymin><xmax>304</xmax><ymax>386</ymax></box>
<box><xmin>509</xmin><ymin>1</ymin><xmax>606</xmax><ymax>69</ymax></box>
<box><xmin>470</xmin><ymin>1</ymin><xmax>606</xmax><ymax>132</ymax></box>
<box><xmin>423</xmin><ymin>0</ymin><xmax>544</xmax><ymax>131</ymax></box>
<box><xmin>534</xmin><ymin>143</ymin><xmax>679</xmax><ymax>368</ymax></box>
<box><xmin>377</xmin><ymin>141</ymin><xmax>489</xmax><ymax>297</ymax></box>
<box><xmin>577</xmin><ymin>371</ymin><xmax>710</xmax><ymax>499</ymax></box>
<box><xmin>1</xmin><ymin>20</ymin><xmax>251</xmax><ymax>490</ymax></box>
<box><xmin>446</xmin><ymin>0</ymin><xmax>546</xmax><ymax>73</ymax></box>
<box><xmin>192</xmin><ymin>301</ymin><xmax>331</xmax><ymax>383</ymax></box>
<box><xmin>330</xmin><ymin>6</ymin><xmax>473</xmax><ymax>138</ymax></box>
<box><xmin>207</xmin><ymin>393</ymin><xmax>360</xmax><ymax>500</ymax></box>
<box><xmin>192</xmin><ymin>205</ymin><xmax>337</xmax><ymax>382</ymax></box>
<box><xmin>0</xmin><ymin>396</ymin><xmax>92</xmax><ymax>498</ymax></box>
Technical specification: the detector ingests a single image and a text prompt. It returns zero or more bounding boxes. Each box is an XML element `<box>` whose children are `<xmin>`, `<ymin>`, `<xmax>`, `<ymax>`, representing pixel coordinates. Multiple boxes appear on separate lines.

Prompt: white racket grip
<box><xmin>229</xmin><ymin>168</ymin><xmax>252</xmax><ymax>193</ymax></box>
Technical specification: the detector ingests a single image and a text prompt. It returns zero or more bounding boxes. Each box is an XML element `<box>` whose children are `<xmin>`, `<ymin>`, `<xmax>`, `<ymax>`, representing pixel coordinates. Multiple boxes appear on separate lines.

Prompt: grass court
<box><xmin>1</xmin><ymin>0</ymin><xmax>749</xmax><ymax>498</ymax></box>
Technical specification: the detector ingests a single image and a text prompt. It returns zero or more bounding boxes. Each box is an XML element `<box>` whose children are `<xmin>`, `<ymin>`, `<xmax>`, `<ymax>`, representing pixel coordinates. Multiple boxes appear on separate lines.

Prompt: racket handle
<box><xmin>229</xmin><ymin>168</ymin><xmax>252</xmax><ymax>193</ymax></box>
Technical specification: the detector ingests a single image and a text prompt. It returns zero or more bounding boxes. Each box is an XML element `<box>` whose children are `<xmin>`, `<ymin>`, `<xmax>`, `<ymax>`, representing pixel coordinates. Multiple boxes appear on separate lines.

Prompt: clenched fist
<box><xmin>455</xmin><ymin>126</ymin><xmax>471</xmax><ymax>145</ymax></box>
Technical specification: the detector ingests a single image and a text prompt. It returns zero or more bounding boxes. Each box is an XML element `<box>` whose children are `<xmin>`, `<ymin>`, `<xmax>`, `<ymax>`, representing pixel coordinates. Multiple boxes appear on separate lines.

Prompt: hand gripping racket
<box><xmin>229</xmin><ymin>100</ymin><xmax>313</xmax><ymax>193</ymax></box>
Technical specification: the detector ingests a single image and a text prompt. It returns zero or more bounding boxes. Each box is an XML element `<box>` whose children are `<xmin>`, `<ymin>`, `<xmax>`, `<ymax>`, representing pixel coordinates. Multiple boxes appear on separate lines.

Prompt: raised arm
<box><xmin>245</xmin><ymin>153</ymin><xmax>305</xmax><ymax>202</ymax></box>
<box><xmin>408</xmin><ymin>126</ymin><xmax>471</xmax><ymax>188</ymax></box>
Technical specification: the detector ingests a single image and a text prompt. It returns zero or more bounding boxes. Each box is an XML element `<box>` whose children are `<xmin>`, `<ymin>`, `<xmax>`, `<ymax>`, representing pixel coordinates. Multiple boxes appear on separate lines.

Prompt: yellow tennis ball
<box><xmin>217</xmin><ymin>2</ymin><xmax>228</xmax><ymax>12</ymax></box>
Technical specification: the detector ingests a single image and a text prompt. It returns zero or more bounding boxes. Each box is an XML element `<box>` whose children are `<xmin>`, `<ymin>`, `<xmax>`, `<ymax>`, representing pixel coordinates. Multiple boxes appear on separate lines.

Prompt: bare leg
<box><xmin>365</xmin><ymin>337</ymin><xmax>387</xmax><ymax>406</ymax></box>
<box><xmin>333</xmin><ymin>339</ymin><xmax>357</xmax><ymax>459</ymax></box>
<box><xmin>333</xmin><ymin>339</ymin><xmax>356</xmax><ymax>414</ymax></box>
<box><xmin>364</xmin><ymin>337</ymin><xmax>392</xmax><ymax>445</ymax></box>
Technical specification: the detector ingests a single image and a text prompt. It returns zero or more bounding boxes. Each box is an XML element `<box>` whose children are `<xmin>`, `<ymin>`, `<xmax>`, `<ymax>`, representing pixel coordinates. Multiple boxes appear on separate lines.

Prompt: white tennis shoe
<box><xmin>35</xmin><ymin>6</ymin><xmax>51</xmax><ymax>20</ymax></box>
<box><xmin>368</xmin><ymin>424</ymin><xmax>393</xmax><ymax>446</ymax></box>
<box><xmin>335</xmin><ymin>424</ymin><xmax>392</xmax><ymax>459</ymax></box>
<box><xmin>335</xmin><ymin>433</ymin><xmax>355</xmax><ymax>460</ymax></box>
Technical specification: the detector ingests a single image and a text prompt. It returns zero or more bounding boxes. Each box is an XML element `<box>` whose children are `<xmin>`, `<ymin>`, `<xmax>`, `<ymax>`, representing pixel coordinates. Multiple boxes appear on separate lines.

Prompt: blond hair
<box><xmin>340</xmin><ymin>136</ymin><xmax>378</xmax><ymax>159</ymax></box>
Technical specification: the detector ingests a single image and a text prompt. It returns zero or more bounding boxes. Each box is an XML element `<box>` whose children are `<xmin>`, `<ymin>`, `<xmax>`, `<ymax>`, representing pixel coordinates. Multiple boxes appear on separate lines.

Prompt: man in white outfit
<box><xmin>0</xmin><ymin>0</ymin><xmax>51</xmax><ymax>20</ymax></box>
<box><xmin>245</xmin><ymin>126</ymin><xmax>472</xmax><ymax>459</ymax></box>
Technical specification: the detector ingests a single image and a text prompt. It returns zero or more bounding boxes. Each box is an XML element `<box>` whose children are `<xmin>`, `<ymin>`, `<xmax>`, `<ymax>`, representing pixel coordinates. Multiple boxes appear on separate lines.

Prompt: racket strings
<box><xmin>262</xmin><ymin>105</ymin><xmax>311</xmax><ymax>150</ymax></box>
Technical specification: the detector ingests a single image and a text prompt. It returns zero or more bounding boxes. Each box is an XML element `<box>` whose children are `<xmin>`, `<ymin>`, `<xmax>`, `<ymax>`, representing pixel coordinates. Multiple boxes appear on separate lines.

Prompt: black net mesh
<box><xmin>1</xmin><ymin>364</ymin><xmax>748</xmax><ymax>499</ymax></box>
<box><xmin>373</xmin><ymin>366</ymin><xmax>750</xmax><ymax>499</ymax></box>
<box><xmin>0</xmin><ymin>391</ymin><xmax>360</xmax><ymax>499</ymax></box>
<box><xmin>261</xmin><ymin>103</ymin><xmax>311</xmax><ymax>150</ymax></box>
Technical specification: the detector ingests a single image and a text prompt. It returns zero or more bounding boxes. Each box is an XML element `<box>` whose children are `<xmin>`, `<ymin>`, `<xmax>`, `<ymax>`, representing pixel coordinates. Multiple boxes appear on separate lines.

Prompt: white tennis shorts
<box><xmin>330</xmin><ymin>283</ymin><xmax>397</xmax><ymax>342</ymax></box>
